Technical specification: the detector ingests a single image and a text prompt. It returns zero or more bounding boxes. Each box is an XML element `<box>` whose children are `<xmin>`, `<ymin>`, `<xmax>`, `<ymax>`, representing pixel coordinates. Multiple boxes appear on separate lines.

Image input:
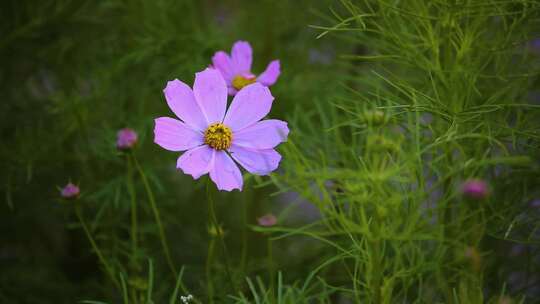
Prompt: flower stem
<box><xmin>240</xmin><ymin>184</ymin><xmax>249</xmax><ymax>277</ymax></box>
<box><xmin>126</xmin><ymin>154</ymin><xmax>138</xmax><ymax>262</ymax></box>
<box><xmin>206</xmin><ymin>180</ymin><xmax>237</xmax><ymax>294</ymax></box>
<box><xmin>206</xmin><ymin>238</ymin><xmax>215</xmax><ymax>304</ymax></box>
<box><xmin>267</xmin><ymin>236</ymin><xmax>275</xmax><ymax>302</ymax></box>
<box><xmin>132</xmin><ymin>152</ymin><xmax>177</xmax><ymax>276</ymax></box>
<box><xmin>74</xmin><ymin>204</ymin><xmax>120</xmax><ymax>289</ymax></box>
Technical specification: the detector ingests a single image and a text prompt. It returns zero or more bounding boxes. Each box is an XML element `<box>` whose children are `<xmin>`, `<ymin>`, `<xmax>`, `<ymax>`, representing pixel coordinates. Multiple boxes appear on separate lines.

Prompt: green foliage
<box><xmin>1</xmin><ymin>0</ymin><xmax>539</xmax><ymax>303</ymax></box>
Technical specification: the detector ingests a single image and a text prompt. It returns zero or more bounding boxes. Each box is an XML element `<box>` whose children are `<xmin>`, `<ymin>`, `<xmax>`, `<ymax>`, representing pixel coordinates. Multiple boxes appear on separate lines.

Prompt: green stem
<box><xmin>75</xmin><ymin>204</ymin><xmax>120</xmax><ymax>289</ymax></box>
<box><xmin>126</xmin><ymin>154</ymin><xmax>139</xmax><ymax>262</ymax></box>
<box><xmin>267</xmin><ymin>236</ymin><xmax>275</xmax><ymax>303</ymax></box>
<box><xmin>240</xmin><ymin>185</ymin><xmax>249</xmax><ymax>277</ymax></box>
<box><xmin>132</xmin><ymin>152</ymin><xmax>177</xmax><ymax>276</ymax></box>
<box><xmin>371</xmin><ymin>238</ymin><xmax>382</xmax><ymax>304</ymax></box>
<box><xmin>206</xmin><ymin>238</ymin><xmax>215</xmax><ymax>304</ymax></box>
<box><xmin>206</xmin><ymin>180</ymin><xmax>237</xmax><ymax>294</ymax></box>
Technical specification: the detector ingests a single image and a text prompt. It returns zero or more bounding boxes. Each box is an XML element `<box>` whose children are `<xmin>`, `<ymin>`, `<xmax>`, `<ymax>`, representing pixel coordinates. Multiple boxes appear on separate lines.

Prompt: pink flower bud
<box><xmin>61</xmin><ymin>182</ymin><xmax>80</xmax><ymax>199</ymax></box>
<box><xmin>257</xmin><ymin>214</ymin><xmax>277</xmax><ymax>227</ymax></box>
<box><xmin>116</xmin><ymin>128</ymin><xmax>138</xmax><ymax>150</ymax></box>
<box><xmin>461</xmin><ymin>179</ymin><xmax>489</xmax><ymax>200</ymax></box>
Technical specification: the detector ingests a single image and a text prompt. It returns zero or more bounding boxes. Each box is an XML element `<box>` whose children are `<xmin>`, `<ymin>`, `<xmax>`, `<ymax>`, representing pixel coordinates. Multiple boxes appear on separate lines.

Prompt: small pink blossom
<box><xmin>116</xmin><ymin>128</ymin><xmax>138</xmax><ymax>150</ymax></box>
<box><xmin>211</xmin><ymin>41</ymin><xmax>280</xmax><ymax>95</ymax></box>
<box><xmin>257</xmin><ymin>214</ymin><xmax>277</xmax><ymax>227</ymax></box>
<box><xmin>154</xmin><ymin>69</ymin><xmax>289</xmax><ymax>191</ymax></box>
<box><xmin>61</xmin><ymin>182</ymin><xmax>80</xmax><ymax>199</ymax></box>
<box><xmin>461</xmin><ymin>179</ymin><xmax>489</xmax><ymax>200</ymax></box>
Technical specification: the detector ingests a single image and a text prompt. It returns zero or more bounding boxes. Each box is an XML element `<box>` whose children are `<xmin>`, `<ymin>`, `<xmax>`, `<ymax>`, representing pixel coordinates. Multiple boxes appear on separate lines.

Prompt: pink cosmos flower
<box><xmin>116</xmin><ymin>128</ymin><xmax>138</xmax><ymax>150</ymax></box>
<box><xmin>61</xmin><ymin>182</ymin><xmax>80</xmax><ymax>199</ymax></box>
<box><xmin>212</xmin><ymin>41</ymin><xmax>280</xmax><ymax>96</ymax></box>
<box><xmin>154</xmin><ymin>68</ymin><xmax>289</xmax><ymax>191</ymax></box>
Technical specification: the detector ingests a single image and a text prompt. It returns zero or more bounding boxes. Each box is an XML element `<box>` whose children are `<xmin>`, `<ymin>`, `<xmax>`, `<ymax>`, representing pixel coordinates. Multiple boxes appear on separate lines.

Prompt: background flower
<box><xmin>116</xmin><ymin>128</ymin><xmax>138</xmax><ymax>150</ymax></box>
<box><xmin>60</xmin><ymin>182</ymin><xmax>80</xmax><ymax>199</ymax></box>
<box><xmin>212</xmin><ymin>40</ymin><xmax>280</xmax><ymax>95</ymax></box>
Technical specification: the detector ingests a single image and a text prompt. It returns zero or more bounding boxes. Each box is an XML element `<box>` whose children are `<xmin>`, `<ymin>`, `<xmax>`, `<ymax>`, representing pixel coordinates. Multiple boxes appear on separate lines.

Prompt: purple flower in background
<box><xmin>116</xmin><ymin>128</ymin><xmax>138</xmax><ymax>150</ymax></box>
<box><xmin>212</xmin><ymin>41</ymin><xmax>280</xmax><ymax>95</ymax></box>
<box><xmin>154</xmin><ymin>68</ymin><xmax>289</xmax><ymax>191</ymax></box>
<box><xmin>461</xmin><ymin>179</ymin><xmax>490</xmax><ymax>200</ymax></box>
<box><xmin>257</xmin><ymin>214</ymin><xmax>277</xmax><ymax>227</ymax></box>
<box><xmin>60</xmin><ymin>182</ymin><xmax>80</xmax><ymax>199</ymax></box>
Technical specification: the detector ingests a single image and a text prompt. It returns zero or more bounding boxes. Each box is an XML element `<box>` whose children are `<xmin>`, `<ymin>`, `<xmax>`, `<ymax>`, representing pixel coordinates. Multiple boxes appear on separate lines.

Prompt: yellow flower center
<box><xmin>204</xmin><ymin>123</ymin><xmax>232</xmax><ymax>150</ymax></box>
<box><xmin>232</xmin><ymin>75</ymin><xmax>256</xmax><ymax>90</ymax></box>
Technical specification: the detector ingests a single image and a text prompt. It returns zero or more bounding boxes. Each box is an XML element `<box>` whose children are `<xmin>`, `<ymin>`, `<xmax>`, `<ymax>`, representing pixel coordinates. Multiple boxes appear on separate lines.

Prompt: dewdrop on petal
<box><xmin>116</xmin><ymin>128</ymin><xmax>138</xmax><ymax>150</ymax></box>
<box><xmin>461</xmin><ymin>179</ymin><xmax>489</xmax><ymax>200</ymax></box>
<box><xmin>60</xmin><ymin>182</ymin><xmax>80</xmax><ymax>200</ymax></box>
<box><xmin>257</xmin><ymin>214</ymin><xmax>277</xmax><ymax>227</ymax></box>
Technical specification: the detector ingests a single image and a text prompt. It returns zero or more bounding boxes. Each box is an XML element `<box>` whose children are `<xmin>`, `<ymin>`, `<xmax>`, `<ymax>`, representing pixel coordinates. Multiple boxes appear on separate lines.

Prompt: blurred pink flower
<box><xmin>212</xmin><ymin>41</ymin><xmax>280</xmax><ymax>95</ymax></box>
<box><xmin>461</xmin><ymin>179</ymin><xmax>489</xmax><ymax>200</ymax></box>
<box><xmin>154</xmin><ymin>68</ymin><xmax>289</xmax><ymax>191</ymax></box>
<box><xmin>116</xmin><ymin>128</ymin><xmax>138</xmax><ymax>150</ymax></box>
<box><xmin>60</xmin><ymin>182</ymin><xmax>80</xmax><ymax>199</ymax></box>
<box><xmin>257</xmin><ymin>214</ymin><xmax>277</xmax><ymax>227</ymax></box>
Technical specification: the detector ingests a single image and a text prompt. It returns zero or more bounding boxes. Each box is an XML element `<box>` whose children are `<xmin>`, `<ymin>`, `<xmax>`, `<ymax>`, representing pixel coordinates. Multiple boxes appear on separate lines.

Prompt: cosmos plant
<box><xmin>154</xmin><ymin>68</ymin><xmax>289</xmax><ymax>191</ymax></box>
<box><xmin>212</xmin><ymin>40</ymin><xmax>280</xmax><ymax>95</ymax></box>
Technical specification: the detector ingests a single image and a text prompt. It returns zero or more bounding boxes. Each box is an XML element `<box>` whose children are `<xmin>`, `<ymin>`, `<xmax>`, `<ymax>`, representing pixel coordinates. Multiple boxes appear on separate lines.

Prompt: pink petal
<box><xmin>163</xmin><ymin>79</ymin><xmax>208</xmax><ymax>132</ymax></box>
<box><xmin>177</xmin><ymin>145</ymin><xmax>215</xmax><ymax>179</ymax></box>
<box><xmin>229</xmin><ymin>145</ymin><xmax>281</xmax><ymax>176</ymax></box>
<box><xmin>154</xmin><ymin>117</ymin><xmax>203</xmax><ymax>151</ymax></box>
<box><xmin>212</xmin><ymin>51</ymin><xmax>234</xmax><ymax>83</ymax></box>
<box><xmin>233</xmin><ymin>119</ymin><xmax>289</xmax><ymax>149</ymax></box>
<box><xmin>231</xmin><ymin>41</ymin><xmax>252</xmax><ymax>75</ymax></box>
<box><xmin>209</xmin><ymin>151</ymin><xmax>243</xmax><ymax>191</ymax></box>
<box><xmin>223</xmin><ymin>83</ymin><xmax>274</xmax><ymax>132</ymax></box>
<box><xmin>257</xmin><ymin>60</ymin><xmax>280</xmax><ymax>86</ymax></box>
<box><xmin>193</xmin><ymin>68</ymin><xmax>228</xmax><ymax>124</ymax></box>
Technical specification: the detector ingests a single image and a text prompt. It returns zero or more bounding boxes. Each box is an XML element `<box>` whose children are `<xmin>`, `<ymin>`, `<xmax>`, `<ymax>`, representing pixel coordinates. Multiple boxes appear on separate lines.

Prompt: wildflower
<box><xmin>116</xmin><ymin>128</ymin><xmax>138</xmax><ymax>150</ymax></box>
<box><xmin>461</xmin><ymin>179</ymin><xmax>489</xmax><ymax>200</ymax></box>
<box><xmin>257</xmin><ymin>214</ymin><xmax>277</xmax><ymax>227</ymax></box>
<box><xmin>180</xmin><ymin>295</ymin><xmax>194</xmax><ymax>303</ymax></box>
<box><xmin>212</xmin><ymin>41</ymin><xmax>280</xmax><ymax>95</ymax></box>
<box><xmin>60</xmin><ymin>182</ymin><xmax>80</xmax><ymax>199</ymax></box>
<box><xmin>154</xmin><ymin>68</ymin><xmax>289</xmax><ymax>191</ymax></box>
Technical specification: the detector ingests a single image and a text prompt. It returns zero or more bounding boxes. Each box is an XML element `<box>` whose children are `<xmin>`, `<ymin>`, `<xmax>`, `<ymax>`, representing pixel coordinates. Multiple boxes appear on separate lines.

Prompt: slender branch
<box><xmin>75</xmin><ymin>204</ymin><xmax>120</xmax><ymax>289</ymax></box>
<box><xmin>206</xmin><ymin>180</ymin><xmax>237</xmax><ymax>294</ymax></box>
<box><xmin>132</xmin><ymin>152</ymin><xmax>177</xmax><ymax>276</ymax></box>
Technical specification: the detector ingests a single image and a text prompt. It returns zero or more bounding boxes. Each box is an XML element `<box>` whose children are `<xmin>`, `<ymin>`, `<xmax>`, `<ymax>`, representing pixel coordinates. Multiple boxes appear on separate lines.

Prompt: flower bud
<box><xmin>461</xmin><ymin>179</ymin><xmax>489</xmax><ymax>200</ymax></box>
<box><xmin>257</xmin><ymin>214</ymin><xmax>277</xmax><ymax>227</ymax></box>
<box><xmin>363</xmin><ymin>110</ymin><xmax>387</xmax><ymax>126</ymax></box>
<box><xmin>116</xmin><ymin>128</ymin><xmax>138</xmax><ymax>150</ymax></box>
<box><xmin>60</xmin><ymin>182</ymin><xmax>80</xmax><ymax>200</ymax></box>
<box><xmin>208</xmin><ymin>224</ymin><xmax>224</xmax><ymax>237</ymax></box>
